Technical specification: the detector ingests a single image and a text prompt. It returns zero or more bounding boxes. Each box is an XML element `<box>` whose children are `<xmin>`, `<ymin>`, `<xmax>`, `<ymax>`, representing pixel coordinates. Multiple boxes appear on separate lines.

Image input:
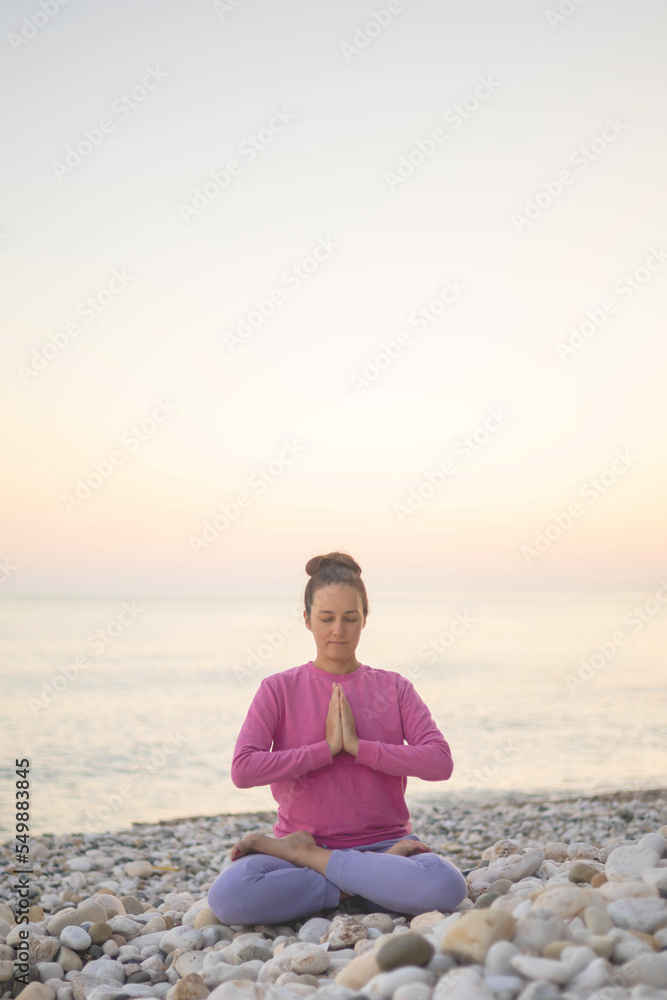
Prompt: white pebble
<box><xmin>59</xmin><ymin>926</ymin><xmax>92</xmax><ymax>951</ymax></box>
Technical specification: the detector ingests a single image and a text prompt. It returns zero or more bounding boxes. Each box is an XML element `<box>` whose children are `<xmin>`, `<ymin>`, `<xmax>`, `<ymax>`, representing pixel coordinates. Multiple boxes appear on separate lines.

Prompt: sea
<box><xmin>1</xmin><ymin>591</ymin><xmax>665</xmax><ymax>839</ymax></box>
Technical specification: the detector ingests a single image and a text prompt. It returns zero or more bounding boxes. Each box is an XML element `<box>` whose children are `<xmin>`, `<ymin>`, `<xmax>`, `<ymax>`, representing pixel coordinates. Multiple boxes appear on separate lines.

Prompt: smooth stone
<box><xmin>431</xmin><ymin>966</ymin><xmax>494</xmax><ymax>999</ymax></box>
<box><xmin>107</xmin><ymin>915</ymin><xmax>143</xmax><ymax>938</ymax></box>
<box><xmin>229</xmin><ymin>938</ymin><xmax>273</xmax><ymax>964</ymax></box>
<box><xmin>441</xmin><ymin>909</ymin><xmax>517</xmax><ymax>964</ymax></box>
<box><xmin>567</xmin><ymin>842</ymin><xmax>600</xmax><ymax>860</ymax></box>
<box><xmin>13</xmin><ymin>986</ymin><xmax>57</xmax><ymax>1000</ymax></box>
<box><xmin>57</xmin><ymin>947</ymin><xmax>83</xmax><ymax>973</ymax></box>
<box><xmin>392</xmin><ymin>986</ymin><xmax>432</xmax><ymax>1000</ymax></box>
<box><xmin>334</xmin><ymin>947</ymin><xmax>381</xmax><ymax>989</ymax></box>
<box><xmin>181</xmin><ymin>902</ymin><xmax>209</xmax><ymax>928</ymax></box>
<box><xmin>584</xmin><ymin>906</ymin><xmax>614</xmax><ymax>934</ymax></box>
<box><xmin>200</xmin><ymin>927</ymin><xmax>226</xmax><ymax>949</ymax></box>
<box><xmin>653</xmin><ymin>925</ymin><xmax>667</xmax><ymax>949</ymax></box>
<box><xmin>125</xmin><ymin>931</ymin><xmax>169</xmax><ymax>949</ymax></box>
<box><xmin>163</xmin><ymin>893</ymin><xmax>196</xmax><ymax>913</ymax></box>
<box><xmin>637</xmin><ymin>833</ymin><xmax>666</xmax><ymax>856</ymax></box>
<box><xmin>92</xmin><ymin>896</ymin><xmax>126</xmax><ymax>919</ymax></box>
<box><xmin>48</xmin><ymin>903</ymin><xmax>108</xmax><ymax>937</ymax></box>
<box><xmin>174</xmin><ymin>951</ymin><xmax>207</xmax><ymax>976</ymax></box>
<box><xmin>513</xmin><ymin>910</ymin><xmax>569</xmax><ymax>953</ymax></box>
<box><xmin>206</xmin><ymin>984</ymin><xmax>269</xmax><ymax>999</ymax></box>
<box><xmin>172</xmin><ymin>972</ymin><xmax>209</xmax><ymax>999</ymax></box>
<box><xmin>568</xmin><ymin>861</ymin><xmax>601</xmax><ymax>883</ymax></box>
<box><xmin>114</xmin><ymin>988</ymin><xmax>155</xmax><ymax>999</ymax></box>
<box><xmin>291</xmin><ymin>973</ymin><xmax>320</xmax><ymax>987</ymax></box>
<box><xmin>586</xmin><ymin>935</ymin><xmax>616</xmax><ymax>959</ymax></box>
<box><xmin>202</xmin><ymin>960</ymin><xmax>262</xmax><ymax>989</ymax></box>
<box><xmin>66</xmin><ymin>859</ymin><xmax>92</xmax><ymax>872</ymax></box>
<box><xmin>361</xmin><ymin>913</ymin><xmax>395</xmax><ymax>934</ymax></box>
<box><xmin>409</xmin><ymin>910</ymin><xmax>444</xmax><ymax>931</ymax></box>
<box><xmin>543</xmin><ymin>843</ymin><xmax>568</xmax><ymax>863</ymax></box>
<box><xmin>607</xmin><ymin>897</ymin><xmax>667</xmax><ymax>933</ymax></box>
<box><xmin>38</xmin><ymin>963</ymin><xmax>65</xmax><ymax>982</ymax></box>
<box><xmin>643</xmin><ymin>869</ymin><xmax>667</xmax><ymax>895</ymax></box>
<box><xmin>568</xmin><ymin>956</ymin><xmax>614</xmax><ymax>993</ymax></box>
<box><xmin>119</xmin><ymin>897</ymin><xmax>145</xmax><ymax>916</ymax></box>
<box><xmin>485</xmin><ymin>974</ymin><xmax>525</xmax><ymax>994</ymax></box>
<box><xmin>619</xmin><ymin>953</ymin><xmax>667</xmax><ymax>988</ymax></box>
<box><xmin>542</xmin><ymin>940</ymin><xmax>575</xmax><ymax>959</ymax></box>
<box><xmin>484</xmin><ymin>940</ymin><xmax>521</xmax><ymax>976</ymax></box>
<box><xmin>611</xmin><ymin>933</ymin><xmax>654</xmax><ymax>964</ymax></box>
<box><xmin>138</xmin><ymin>915</ymin><xmax>167</xmax><ymax>935</ymax></box>
<box><xmin>0</xmin><ymin>960</ymin><xmax>15</xmax><ymax>983</ymax></box>
<box><xmin>511</xmin><ymin>945</ymin><xmax>595</xmax><ymax>984</ymax></box>
<box><xmin>474</xmin><ymin>893</ymin><xmax>500</xmax><ymax>910</ymax></box>
<box><xmin>527</xmin><ymin>885</ymin><xmax>595</xmax><ymax>920</ymax></box>
<box><xmin>599</xmin><ymin>880</ymin><xmax>658</xmax><ymax>902</ymax></box>
<box><xmin>193</xmin><ymin>908</ymin><xmax>224</xmax><ymax>930</ymax></box>
<box><xmin>126</xmin><ymin>971</ymin><xmax>152</xmax><ymax>983</ymax></box>
<box><xmin>297</xmin><ymin>917</ymin><xmax>332</xmax><ymax>943</ymax></box>
<box><xmin>282</xmin><ymin>942</ymin><xmax>330</xmax><ymax>975</ymax></box>
<box><xmin>84</xmin><ymin>990</ymin><xmax>122</xmax><ymax>1000</ymax></box>
<box><xmin>80</xmin><ymin>959</ymin><xmax>125</xmax><ymax>982</ymax></box>
<box><xmin>628</xmin><ymin>930</ymin><xmax>662</xmax><ymax>950</ymax></box>
<box><xmin>160</xmin><ymin>926</ymin><xmax>205</xmax><ymax>954</ymax></box>
<box><xmin>124</xmin><ymin>862</ymin><xmax>154</xmax><ymax>879</ymax></box>
<box><xmin>60</xmin><ymin>927</ymin><xmax>92</xmax><ymax>951</ymax></box>
<box><xmin>375</xmin><ymin>931</ymin><xmax>434</xmax><ymax>971</ymax></box>
<box><xmin>485</xmin><ymin>849</ymin><xmax>545</xmax><ymax>884</ymax></box>
<box><xmin>85</xmin><ymin>923</ymin><xmax>111</xmax><ymax>946</ymax></box>
<box><xmin>591</xmin><ymin>872</ymin><xmax>608</xmax><ymax>887</ymax></box>
<box><xmin>606</xmin><ymin>846</ymin><xmax>661</xmax><ymax>883</ymax></box>
<box><xmin>363</xmin><ymin>965</ymin><xmax>435</xmax><ymax>998</ymax></box>
<box><xmin>488</xmin><ymin>879</ymin><xmax>513</xmax><ymax>897</ymax></box>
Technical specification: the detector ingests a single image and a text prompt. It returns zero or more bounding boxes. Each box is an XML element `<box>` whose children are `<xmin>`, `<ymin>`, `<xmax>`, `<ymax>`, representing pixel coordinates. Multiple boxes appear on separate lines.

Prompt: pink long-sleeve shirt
<box><xmin>230</xmin><ymin>659</ymin><xmax>454</xmax><ymax>848</ymax></box>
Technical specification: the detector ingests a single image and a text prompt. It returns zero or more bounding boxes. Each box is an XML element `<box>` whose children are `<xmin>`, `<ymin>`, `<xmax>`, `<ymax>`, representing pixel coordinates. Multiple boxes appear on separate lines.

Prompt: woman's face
<box><xmin>305</xmin><ymin>583</ymin><xmax>366</xmax><ymax>659</ymax></box>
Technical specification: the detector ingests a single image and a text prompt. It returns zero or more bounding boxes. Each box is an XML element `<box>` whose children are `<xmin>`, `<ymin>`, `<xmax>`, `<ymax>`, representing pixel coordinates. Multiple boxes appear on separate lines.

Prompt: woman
<box><xmin>207</xmin><ymin>552</ymin><xmax>468</xmax><ymax>925</ymax></box>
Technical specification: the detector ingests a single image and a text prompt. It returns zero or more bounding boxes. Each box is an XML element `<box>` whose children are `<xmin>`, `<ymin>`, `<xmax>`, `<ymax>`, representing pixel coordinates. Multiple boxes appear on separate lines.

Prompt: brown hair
<box><xmin>304</xmin><ymin>551</ymin><xmax>369</xmax><ymax>622</ymax></box>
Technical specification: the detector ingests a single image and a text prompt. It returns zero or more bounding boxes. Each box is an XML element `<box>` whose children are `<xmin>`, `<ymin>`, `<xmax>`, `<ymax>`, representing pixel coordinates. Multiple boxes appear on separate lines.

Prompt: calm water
<box><xmin>1</xmin><ymin>591</ymin><xmax>665</xmax><ymax>837</ymax></box>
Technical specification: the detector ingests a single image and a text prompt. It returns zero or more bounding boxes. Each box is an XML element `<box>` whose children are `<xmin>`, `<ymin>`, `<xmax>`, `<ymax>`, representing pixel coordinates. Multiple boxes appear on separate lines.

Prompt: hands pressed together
<box><xmin>325</xmin><ymin>683</ymin><xmax>359</xmax><ymax>758</ymax></box>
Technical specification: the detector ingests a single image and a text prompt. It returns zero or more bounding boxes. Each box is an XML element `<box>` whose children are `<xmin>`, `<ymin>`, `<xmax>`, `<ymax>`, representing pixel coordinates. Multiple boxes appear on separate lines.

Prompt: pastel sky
<box><xmin>2</xmin><ymin>0</ymin><xmax>666</xmax><ymax>595</ymax></box>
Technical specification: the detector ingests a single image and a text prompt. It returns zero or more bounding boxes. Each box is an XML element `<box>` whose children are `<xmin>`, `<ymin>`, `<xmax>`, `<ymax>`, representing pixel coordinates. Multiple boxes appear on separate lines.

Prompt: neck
<box><xmin>312</xmin><ymin>654</ymin><xmax>360</xmax><ymax>674</ymax></box>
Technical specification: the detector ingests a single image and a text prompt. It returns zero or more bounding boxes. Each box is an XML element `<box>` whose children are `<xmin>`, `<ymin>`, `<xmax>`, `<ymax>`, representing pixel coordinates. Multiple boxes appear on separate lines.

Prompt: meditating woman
<box><xmin>207</xmin><ymin>552</ymin><xmax>468</xmax><ymax>925</ymax></box>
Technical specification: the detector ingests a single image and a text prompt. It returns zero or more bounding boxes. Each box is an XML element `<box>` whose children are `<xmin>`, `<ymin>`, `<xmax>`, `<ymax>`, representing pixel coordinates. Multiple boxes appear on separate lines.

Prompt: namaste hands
<box><xmin>326</xmin><ymin>683</ymin><xmax>359</xmax><ymax>758</ymax></box>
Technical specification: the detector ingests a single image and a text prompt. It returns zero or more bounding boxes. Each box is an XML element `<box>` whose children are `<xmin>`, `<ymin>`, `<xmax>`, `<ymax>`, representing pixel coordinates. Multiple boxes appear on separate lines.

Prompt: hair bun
<box><xmin>305</xmin><ymin>552</ymin><xmax>362</xmax><ymax>577</ymax></box>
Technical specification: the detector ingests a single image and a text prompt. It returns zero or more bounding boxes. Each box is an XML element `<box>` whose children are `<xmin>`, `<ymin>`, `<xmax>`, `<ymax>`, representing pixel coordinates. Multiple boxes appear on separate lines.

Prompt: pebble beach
<box><xmin>2</xmin><ymin>787</ymin><xmax>667</xmax><ymax>1000</ymax></box>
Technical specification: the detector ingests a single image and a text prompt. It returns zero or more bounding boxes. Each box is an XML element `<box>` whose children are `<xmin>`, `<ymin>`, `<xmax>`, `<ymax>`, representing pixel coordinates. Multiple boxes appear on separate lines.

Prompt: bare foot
<box><xmin>386</xmin><ymin>838</ymin><xmax>433</xmax><ymax>857</ymax></box>
<box><xmin>229</xmin><ymin>831</ymin><xmax>264</xmax><ymax>862</ymax></box>
<box><xmin>230</xmin><ymin>829</ymin><xmax>318</xmax><ymax>863</ymax></box>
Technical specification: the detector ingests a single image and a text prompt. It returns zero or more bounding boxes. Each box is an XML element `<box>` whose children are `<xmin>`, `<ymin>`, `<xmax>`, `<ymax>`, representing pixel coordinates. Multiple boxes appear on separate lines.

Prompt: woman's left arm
<box><xmin>354</xmin><ymin>674</ymin><xmax>454</xmax><ymax>780</ymax></box>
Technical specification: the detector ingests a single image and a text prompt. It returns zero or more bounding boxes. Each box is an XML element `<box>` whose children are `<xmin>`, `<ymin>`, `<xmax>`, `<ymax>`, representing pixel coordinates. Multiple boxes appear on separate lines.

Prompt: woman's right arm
<box><xmin>230</xmin><ymin>678</ymin><xmax>335</xmax><ymax>788</ymax></box>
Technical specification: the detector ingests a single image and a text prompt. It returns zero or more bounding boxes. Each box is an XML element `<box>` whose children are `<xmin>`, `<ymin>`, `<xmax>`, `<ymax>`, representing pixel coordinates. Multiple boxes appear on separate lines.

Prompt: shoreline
<box><xmin>3</xmin><ymin>786</ymin><xmax>665</xmax><ymax>868</ymax></box>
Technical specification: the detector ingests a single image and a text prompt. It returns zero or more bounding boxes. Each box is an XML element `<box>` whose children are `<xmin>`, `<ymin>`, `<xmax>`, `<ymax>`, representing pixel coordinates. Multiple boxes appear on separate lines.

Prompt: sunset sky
<box><xmin>2</xmin><ymin>0</ymin><xmax>666</xmax><ymax>596</ymax></box>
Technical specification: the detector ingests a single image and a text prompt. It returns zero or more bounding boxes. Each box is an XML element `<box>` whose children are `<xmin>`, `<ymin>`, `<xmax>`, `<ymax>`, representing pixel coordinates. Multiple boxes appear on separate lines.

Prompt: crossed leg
<box><xmin>207</xmin><ymin>830</ymin><xmax>467</xmax><ymax>925</ymax></box>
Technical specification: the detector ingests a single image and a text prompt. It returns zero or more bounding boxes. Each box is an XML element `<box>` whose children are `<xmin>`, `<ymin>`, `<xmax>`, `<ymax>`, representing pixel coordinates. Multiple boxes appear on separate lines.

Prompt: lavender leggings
<box><xmin>207</xmin><ymin>833</ymin><xmax>468</xmax><ymax>926</ymax></box>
